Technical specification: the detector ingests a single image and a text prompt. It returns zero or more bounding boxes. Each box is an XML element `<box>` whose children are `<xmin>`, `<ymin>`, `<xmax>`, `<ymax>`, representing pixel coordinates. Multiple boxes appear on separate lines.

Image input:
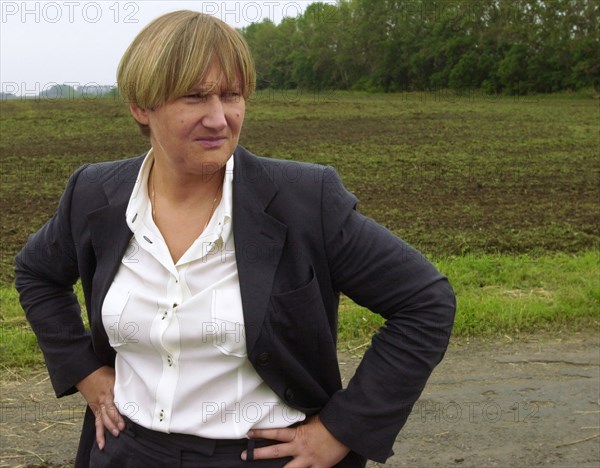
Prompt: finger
<box><xmin>248</xmin><ymin>427</ymin><xmax>297</xmax><ymax>443</ymax></box>
<box><xmin>104</xmin><ymin>404</ymin><xmax>125</xmax><ymax>431</ymax></box>
<box><xmin>100</xmin><ymin>404</ymin><xmax>123</xmax><ymax>437</ymax></box>
<box><xmin>283</xmin><ymin>458</ymin><xmax>312</xmax><ymax>468</ymax></box>
<box><xmin>94</xmin><ymin>408</ymin><xmax>106</xmax><ymax>450</ymax></box>
<box><xmin>241</xmin><ymin>442</ymin><xmax>294</xmax><ymax>461</ymax></box>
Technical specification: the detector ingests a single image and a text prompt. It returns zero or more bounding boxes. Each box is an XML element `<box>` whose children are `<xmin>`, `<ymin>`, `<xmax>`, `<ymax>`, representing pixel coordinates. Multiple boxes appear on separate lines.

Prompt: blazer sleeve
<box><xmin>317</xmin><ymin>167</ymin><xmax>456</xmax><ymax>463</ymax></box>
<box><xmin>14</xmin><ymin>166</ymin><xmax>103</xmax><ymax>397</ymax></box>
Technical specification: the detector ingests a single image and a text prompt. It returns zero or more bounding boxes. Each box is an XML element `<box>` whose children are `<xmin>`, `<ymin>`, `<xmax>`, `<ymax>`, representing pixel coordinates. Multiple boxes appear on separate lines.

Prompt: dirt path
<box><xmin>2</xmin><ymin>333</ymin><xmax>599</xmax><ymax>467</ymax></box>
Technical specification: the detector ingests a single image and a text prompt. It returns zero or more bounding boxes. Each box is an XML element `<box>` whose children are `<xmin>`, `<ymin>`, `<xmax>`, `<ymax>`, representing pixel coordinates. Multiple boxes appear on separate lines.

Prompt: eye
<box><xmin>183</xmin><ymin>92</ymin><xmax>208</xmax><ymax>102</ymax></box>
<box><xmin>221</xmin><ymin>91</ymin><xmax>242</xmax><ymax>102</ymax></box>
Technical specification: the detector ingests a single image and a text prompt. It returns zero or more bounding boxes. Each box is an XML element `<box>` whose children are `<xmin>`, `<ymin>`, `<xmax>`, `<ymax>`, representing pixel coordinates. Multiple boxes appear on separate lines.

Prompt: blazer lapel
<box><xmin>86</xmin><ymin>159</ymin><xmax>141</xmax><ymax>360</ymax></box>
<box><xmin>233</xmin><ymin>147</ymin><xmax>287</xmax><ymax>354</ymax></box>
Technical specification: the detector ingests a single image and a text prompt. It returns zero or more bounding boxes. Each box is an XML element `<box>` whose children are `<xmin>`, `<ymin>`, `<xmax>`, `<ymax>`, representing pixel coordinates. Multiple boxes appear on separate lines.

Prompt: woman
<box><xmin>15</xmin><ymin>10</ymin><xmax>455</xmax><ymax>468</ymax></box>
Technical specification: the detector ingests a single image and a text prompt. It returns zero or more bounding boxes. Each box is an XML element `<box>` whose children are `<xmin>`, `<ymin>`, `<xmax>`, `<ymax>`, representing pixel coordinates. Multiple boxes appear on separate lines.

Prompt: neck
<box><xmin>147</xmin><ymin>159</ymin><xmax>226</xmax><ymax>263</ymax></box>
<box><xmin>149</xmin><ymin>159</ymin><xmax>225</xmax><ymax>206</ymax></box>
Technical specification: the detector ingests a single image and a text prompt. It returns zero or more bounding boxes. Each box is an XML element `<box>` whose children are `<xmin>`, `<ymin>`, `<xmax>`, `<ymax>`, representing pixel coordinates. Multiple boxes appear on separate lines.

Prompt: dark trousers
<box><xmin>89</xmin><ymin>417</ymin><xmax>366</xmax><ymax>467</ymax></box>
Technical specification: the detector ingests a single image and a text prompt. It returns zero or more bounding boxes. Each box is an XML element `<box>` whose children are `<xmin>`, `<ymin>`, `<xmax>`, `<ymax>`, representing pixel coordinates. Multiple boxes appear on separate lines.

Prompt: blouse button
<box><xmin>161</xmin><ymin>311</ymin><xmax>168</xmax><ymax>320</ymax></box>
<box><xmin>159</xmin><ymin>410</ymin><xmax>165</xmax><ymax>421</ymax></box>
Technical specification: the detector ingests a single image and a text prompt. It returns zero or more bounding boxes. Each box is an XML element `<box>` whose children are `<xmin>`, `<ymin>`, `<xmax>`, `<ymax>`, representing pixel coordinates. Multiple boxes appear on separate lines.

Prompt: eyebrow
<box><xmin>188</xmin><ymin>80</ymin><xmax>241</xmax><ymax>93</ymax></box>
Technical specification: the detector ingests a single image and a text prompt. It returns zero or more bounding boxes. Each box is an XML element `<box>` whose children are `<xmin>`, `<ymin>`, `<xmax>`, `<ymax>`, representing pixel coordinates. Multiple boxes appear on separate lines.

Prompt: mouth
<box><xmin>195</xmin><ymin>136</ymin><xmax>228</xmax><ymax>149</ymax></box>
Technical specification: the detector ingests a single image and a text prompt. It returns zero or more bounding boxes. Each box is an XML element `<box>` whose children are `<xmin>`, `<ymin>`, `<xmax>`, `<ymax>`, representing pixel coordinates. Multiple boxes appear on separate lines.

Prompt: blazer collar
<box><xmin>86</xmin><ymin>156</ymin><xmax>143</xmax><ymax>257</ymax></box>
<box><xmin>86</xmin><ymin>156</ymin><xmax>143</xmax><ymax>361</ymax></box>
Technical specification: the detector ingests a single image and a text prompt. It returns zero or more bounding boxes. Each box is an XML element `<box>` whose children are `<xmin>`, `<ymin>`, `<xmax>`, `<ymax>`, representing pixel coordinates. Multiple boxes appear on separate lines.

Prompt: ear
<box><xmin>129</xmin><ymin>103</ymin><xmax>150</xmax><ymax>125</ymax></box>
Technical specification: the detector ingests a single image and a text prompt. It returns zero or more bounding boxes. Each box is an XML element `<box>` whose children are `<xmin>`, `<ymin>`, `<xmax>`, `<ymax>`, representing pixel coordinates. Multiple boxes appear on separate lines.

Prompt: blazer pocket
<box><xmin>270</xmin><ymin>266</ymin><xmax>320</xmax><ymax>313</ymax></box>
<box><xmin>269</xmin><ymin>267</ymin><xmax>333</xmax><ymax>353</ymax></box>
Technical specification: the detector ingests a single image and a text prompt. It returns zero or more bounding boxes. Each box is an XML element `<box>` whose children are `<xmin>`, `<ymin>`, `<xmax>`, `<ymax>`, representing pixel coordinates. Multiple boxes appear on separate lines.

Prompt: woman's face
<box><xmin>131</xmin><ymin>62</ymin><xmax>245</xmax><ymax>179</ymax></box>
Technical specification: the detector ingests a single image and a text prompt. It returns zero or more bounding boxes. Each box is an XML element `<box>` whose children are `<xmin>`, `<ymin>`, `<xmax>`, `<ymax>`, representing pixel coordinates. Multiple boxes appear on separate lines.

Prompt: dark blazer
<box><xmin>15</xmin><ymin>146</ymin><xmax>455</xmax><ymax>465</ymax></box>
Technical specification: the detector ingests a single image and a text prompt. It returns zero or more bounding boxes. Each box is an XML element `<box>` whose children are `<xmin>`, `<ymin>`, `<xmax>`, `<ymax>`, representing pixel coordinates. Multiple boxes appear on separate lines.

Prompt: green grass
<box><xmin>3</xmin><ymin>252</ymin><xmax>598</xmax><ymax>368</ymax></box>
<box><xmin>0</xmin><ymin>287</ymin><xmax>42</xmax><ymax>369</ymax></box>
<box><xmin>337</xmin><ymin>250</ymin><xmax>600</xmax><ymax>351</ymax></box>
<box><xmin>1</xmin><ymin>283</ymin><xmax>87</xmax><ymax>369</ymax></box>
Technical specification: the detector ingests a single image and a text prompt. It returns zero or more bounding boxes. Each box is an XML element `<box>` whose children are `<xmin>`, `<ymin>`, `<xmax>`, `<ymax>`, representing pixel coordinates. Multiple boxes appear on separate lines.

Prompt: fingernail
<box><xmin>112</xmin><ymin>429</ymin><xmax>120</xmax><ymax>437</ymax></box>
<box><xmin>247</xmin><ymin>430</ymin><xmax>254</xmax><ymax>437</ymax></box>
<box><xmin>240</xmin><ymin>451</ymin><xmax>247</xmax><ymax>461</ymax></box>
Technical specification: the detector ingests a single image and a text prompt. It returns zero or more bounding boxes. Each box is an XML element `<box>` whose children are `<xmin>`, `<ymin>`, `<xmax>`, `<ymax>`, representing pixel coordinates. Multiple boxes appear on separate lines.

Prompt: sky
<box><xmin>1</xmin><ymin>0</ymin><xmax>330</xmax><ymax>96</ymax></box>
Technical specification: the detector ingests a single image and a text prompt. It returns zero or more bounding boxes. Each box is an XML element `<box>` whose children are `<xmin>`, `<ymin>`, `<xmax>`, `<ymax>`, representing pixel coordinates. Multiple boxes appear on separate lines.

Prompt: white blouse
<box><xmin>102</xmin><ymin>151</ymin><xmax>305</xmax><ymax>439</ymax></box>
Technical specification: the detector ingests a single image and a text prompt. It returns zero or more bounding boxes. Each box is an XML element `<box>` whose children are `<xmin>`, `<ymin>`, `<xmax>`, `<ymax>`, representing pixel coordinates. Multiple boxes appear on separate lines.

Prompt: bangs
<box><xmin>118</xmin><ymin>11</ymin><xmax>255</xmax><ymax>110</ymax></box>
<box><xmin>165</xmin><ymin>17</ymin><xmax>251</xmax><ymax>100</ymax></box>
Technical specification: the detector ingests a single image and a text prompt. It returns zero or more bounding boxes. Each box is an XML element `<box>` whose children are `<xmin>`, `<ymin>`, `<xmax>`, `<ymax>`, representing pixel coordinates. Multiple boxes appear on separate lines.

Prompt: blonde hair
<box><xmin>117</xmin><ymin>10</ymin><xmax>255</xmax><ymax>136</ymax></box>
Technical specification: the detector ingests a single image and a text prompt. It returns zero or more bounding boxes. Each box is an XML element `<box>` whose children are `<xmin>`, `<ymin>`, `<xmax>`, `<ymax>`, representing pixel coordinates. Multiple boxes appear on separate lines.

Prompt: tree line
<box><xmin>241</xmin><ymin>0</ymin><xmax>598</xmax><ymax>94</ymax></box>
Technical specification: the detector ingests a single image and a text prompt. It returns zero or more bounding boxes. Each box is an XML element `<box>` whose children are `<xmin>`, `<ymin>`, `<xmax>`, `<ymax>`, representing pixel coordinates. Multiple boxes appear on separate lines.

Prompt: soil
<box><xmin>3</xmin><ymin>98</ymin><xmax>599</xmax><ymax>283</ymax></box>
<box><xmin>1</xmin><ymin>332</ymin><xmax>599</xmax><ymax>467</ymax></box>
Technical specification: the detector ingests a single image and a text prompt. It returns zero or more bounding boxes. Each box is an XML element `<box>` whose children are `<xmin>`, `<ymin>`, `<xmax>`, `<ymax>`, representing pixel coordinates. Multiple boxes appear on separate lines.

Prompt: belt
<box><xmin>122</xmin><ymin>416</ymin><xmax>265</xmax><ymax>459</ymax></box>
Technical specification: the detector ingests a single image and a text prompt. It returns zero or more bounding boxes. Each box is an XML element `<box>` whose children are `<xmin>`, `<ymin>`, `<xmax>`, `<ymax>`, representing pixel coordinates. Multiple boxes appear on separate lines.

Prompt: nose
<box><xmin>202</xmin><ymin>95</ymin><xmax>227</xmax><ymax>131</ymax></box>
